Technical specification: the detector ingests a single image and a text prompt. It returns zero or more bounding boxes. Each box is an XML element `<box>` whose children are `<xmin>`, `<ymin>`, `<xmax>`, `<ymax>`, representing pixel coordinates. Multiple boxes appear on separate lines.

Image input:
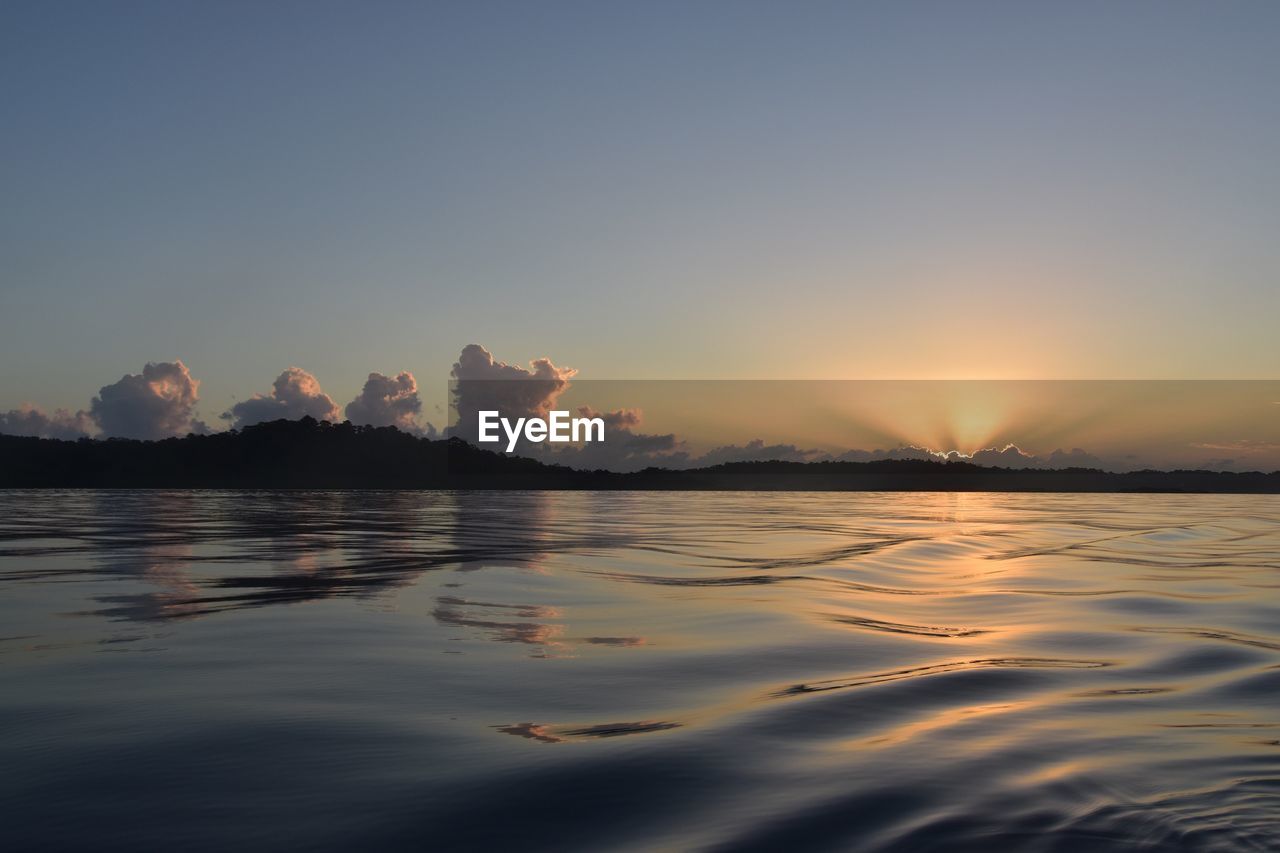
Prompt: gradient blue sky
<box><xmin>3</xmin><ymin>1</ymin><xmax>1278</xmax><ymax>422</ymax></box>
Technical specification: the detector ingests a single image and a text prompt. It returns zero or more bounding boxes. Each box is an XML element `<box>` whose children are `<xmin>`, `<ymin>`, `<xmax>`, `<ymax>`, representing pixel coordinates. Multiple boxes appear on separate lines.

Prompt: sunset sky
<box><xmin>530</xmin><ymin>379</ymin><xmax>1280</xmax><ymax>471</ymax></box>
<box><xmin>3</xmin><ymin>1</ymin><xmax>1279</xmax><ymax>433</ymax></box>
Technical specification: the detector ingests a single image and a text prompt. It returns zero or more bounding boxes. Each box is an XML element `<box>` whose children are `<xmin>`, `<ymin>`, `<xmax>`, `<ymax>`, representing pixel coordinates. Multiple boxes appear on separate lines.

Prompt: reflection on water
<box><xmin>1</xmin><ymin>490</ymin><xmax>1279</xmax><ymax>851</ymax></box>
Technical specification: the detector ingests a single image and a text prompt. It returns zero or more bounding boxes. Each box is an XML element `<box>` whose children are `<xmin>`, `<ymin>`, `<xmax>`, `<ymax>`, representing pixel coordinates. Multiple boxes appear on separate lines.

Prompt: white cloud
<box><xmin>90</xmin><ymin>361</ymin><xmax>202</xmax><ymax>439</ymax></box>
<box><xmin>223</xmin><ymin>367</ymin><xmax>341</xmax><ymax>429</ymax></box>
<box><xmin>346</xmin><ymin>371</ymin><xmax>435</xmax><ymax>435</ymax></box>
<box><xmin>450</xmin><ymin>344</ymin><xmax>576</xmax><ymax>442</ymax></box>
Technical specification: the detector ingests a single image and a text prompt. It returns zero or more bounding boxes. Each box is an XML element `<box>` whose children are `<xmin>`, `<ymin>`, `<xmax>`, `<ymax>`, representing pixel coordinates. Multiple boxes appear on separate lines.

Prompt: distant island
<box><xmin>2</xmin><ymin>416</ymin><xmax>1277</xmax><ymax>492</ymax></box>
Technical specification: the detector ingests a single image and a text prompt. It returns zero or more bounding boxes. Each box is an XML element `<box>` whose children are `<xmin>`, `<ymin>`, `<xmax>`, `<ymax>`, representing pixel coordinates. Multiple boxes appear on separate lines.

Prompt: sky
<box><xmin>2</xmin><ymin>1</ymin><xmax>1279</xmax><ymax>433</ymax></box>
<box><xmin>515</xmin><ymin>379</ymin><xmax>1280</xmax><ymax>471</ymax></box>
<box><xmin>440</xmin><ymin>360</ymin><xmax>1280</xmax><ymax>470</ymax></box>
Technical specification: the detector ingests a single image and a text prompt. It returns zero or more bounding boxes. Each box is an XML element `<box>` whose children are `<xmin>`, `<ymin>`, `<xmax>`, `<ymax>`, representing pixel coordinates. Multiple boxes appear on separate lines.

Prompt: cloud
<box><xmin>223</xmin><ymin>367</ymin><xmax>341</xmax><ymax>429</ymax></box>
<box><xmin>692</xmin><ymin>439</ymin><xmax>827</xmax><ymax>467</ymax></box>
<box><xmin>1190</xmin><ymin>439</ymin><xmax>1280</xmax><ymax>453</ymax></box>
<box><xmin>679</xmin><ymin>441</ymin><xmax>1061</xmax><ymax>470</ymax></box>
<box><xmin>836</xmin><ymin>444</ymin><xmax>1114</xmax><ymax>470</ymax></box>
<box><xmin>1044</xmin><ymin>447</ymin><xmax>1107</xmax><ymax>469</ymax></box>
<box><xmin>965</xmin><ymin>444</ymin><xmax>1044</xmax><ymax>469</ymax></box>
<box><xmin>576</xmin><ymin>406</ymin><xmax>641</xmax><ymax>429</ymax></box>
<box><xmin>834</xmin><ymin>445</ymin><xmax>944</xmax><ymax>463</ymax></box>
<box><xmin>622</xmin><ymin>432</ymin><xmax>679</xmax><ymax>453</ymax></box>
<box><xmin>447</xmin><ymin>344</ymin><xmax>849</xmax><ymax>471</ymax></box>
<box><xmin>554</xmin><ymin>406</ymin><xmax>693</xmax><ymax>470</ymax></box>
<box><xmin>346</xmin><ymin>371</ymin><xmax>435</xmax><ymax>435</ymax></box>
<box><xmin>90</xmin><ymin>360</ymin><xmax>202</xmax><ymax>439</ymax></box>
<box><xmin>531</xmin><ymin>406</ymin><xmax>676</xmax><ymax>470</ymax></box>
<box><xmin>450</xmin><ymin>344</ymin><xmax>576</xmax><ymax>442</ymax></box>
<box><xmin>447</xmin><ymin>345</ymin><xmax>687</xmax><ymax>469</ymax></box>
<box><xmin>0</xmin><ymin>404</ymin><xmax>95</xmax><ymax>439</ymax></box>
<box><xmin>441</xmin><ymin>344</ymin><xmax>1142</xmax><ymax>473</ymax></box>
<box><xmin>549</xmin><ymin>428</ymin><xmax>686</xmax><ymax>472</ymax></box>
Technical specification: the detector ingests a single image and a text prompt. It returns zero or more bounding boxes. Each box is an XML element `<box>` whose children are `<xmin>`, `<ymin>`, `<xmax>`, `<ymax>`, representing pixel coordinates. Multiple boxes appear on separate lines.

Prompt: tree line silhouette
<box><xmin>2</xmin><ymin>416</ymin><xmax>1277</xmax><ymax>492</ymax></box>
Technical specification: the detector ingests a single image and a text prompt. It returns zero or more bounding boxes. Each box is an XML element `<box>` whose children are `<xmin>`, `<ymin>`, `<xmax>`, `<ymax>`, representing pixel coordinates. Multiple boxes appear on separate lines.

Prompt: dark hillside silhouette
<box><xmin>1</xmin><ymin>417</ymin><xmax>1277</xmax><ymax>492</ymax></box>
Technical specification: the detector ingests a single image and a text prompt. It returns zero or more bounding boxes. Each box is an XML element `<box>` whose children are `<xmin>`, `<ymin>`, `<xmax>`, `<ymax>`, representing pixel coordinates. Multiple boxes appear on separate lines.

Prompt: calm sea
<box><xmin>2</xmin><ymin>490</ymin><xmax>1278</xmax><ymax>851</ymax></box>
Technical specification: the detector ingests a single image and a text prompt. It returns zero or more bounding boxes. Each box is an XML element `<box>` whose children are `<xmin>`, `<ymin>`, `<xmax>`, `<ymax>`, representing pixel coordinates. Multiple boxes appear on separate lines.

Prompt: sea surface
<box><xmin>2</xmin><ymin>490</ymin><xmax>1279</xmax><ymax>852</ymax></box>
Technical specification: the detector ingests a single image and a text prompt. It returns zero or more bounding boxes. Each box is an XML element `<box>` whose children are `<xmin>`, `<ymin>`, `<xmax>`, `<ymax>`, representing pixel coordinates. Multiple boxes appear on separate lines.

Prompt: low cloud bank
<box><xmin>837</xmin><ymin>444</ymin><xmax>1109</xmax><ymax>470</ymax></box>
<box><xmin>0</xmin><ymin>404</ymin><xmax>95</xmax><ymax>439</ymax></box>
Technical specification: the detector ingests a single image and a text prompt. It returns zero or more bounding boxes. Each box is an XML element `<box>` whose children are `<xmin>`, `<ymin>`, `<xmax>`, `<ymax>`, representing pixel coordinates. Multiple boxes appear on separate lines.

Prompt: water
<box><xmin>2</xmin><ymin>490</ymin><xmax>1278</xmax><ymax>852</ymax></box>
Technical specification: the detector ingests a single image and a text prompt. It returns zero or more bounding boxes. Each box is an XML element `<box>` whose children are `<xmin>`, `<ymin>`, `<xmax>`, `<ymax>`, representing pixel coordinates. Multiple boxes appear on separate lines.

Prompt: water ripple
<box><xmin>1</xmin><ymin>490</ymin><xmax>1279</xmax><ymax>851</ymax></box>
